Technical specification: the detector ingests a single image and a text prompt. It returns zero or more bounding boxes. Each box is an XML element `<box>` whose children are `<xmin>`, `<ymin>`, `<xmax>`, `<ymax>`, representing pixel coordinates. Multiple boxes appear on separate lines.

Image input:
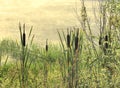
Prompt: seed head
<box><xmin>75</xmin><ymin>36</ymin><xmax>78</xmax><ymax>51</ymax></box>
<box><xmin>67</xmin><ymin>34</ymin><xmax>70</xmax><ymax>48</ymax></box>
<box><xmin>67</xmin><ymin>29</ymin><xmax>70</xmax><ymax>48</ymax></box>
<box><xmin>46</xmin><ymin>39</ymin><xmax>48</xmax><ymax>52</ymax></box>
<box><xmin>99</xmin><ymin>36</ymin><xmax>102</xmax><ymax>45</ymax></box>
<box><xmin>22</xmin><ymin>24</ymin><xmax>26</xmax><ymax>47</ymax></box>
<box><xmin>105</xmin><ymin>35</ymin><xmax>108</xmax><ymax>49</ymax></box>
<box><xmin>23</xmin><ymin>32</ymin><xmax>26</xmax><ymax>47</ymax></box>
<box><xmin>105</xmin><ymin>35</ymin><xmax>108</xmax><ymax>41</ymax></box>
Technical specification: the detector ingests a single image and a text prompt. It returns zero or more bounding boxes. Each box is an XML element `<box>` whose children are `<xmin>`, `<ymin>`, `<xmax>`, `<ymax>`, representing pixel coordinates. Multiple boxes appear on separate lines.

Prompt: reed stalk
<box><xmin>43</xmin><ymin>39</ymin><xmax>49</xmax><ymax>88</ymax></box>
<box><xmin>19</xmin><ymin>23</ymin><xmax>34</xmax><ymax>88</ymax></box>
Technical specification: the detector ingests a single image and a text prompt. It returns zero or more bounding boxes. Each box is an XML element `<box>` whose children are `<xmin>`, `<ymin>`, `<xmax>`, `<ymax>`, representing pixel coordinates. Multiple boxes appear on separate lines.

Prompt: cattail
<box><xmin>75</xmin><ymin>36</ymin><xmax>78</xmax><ymax>52</ymax></box>
<box><xmin>23</xmin><ymin>24</ymin><xmax>26</xmax><ymax>47</ymax></box>
<box><xmin>46</xmin><ymin>39</ymin><xmax>48</xmax><ymax>52</ymax></box>
<box><xmin>67</xmin><ymin>29</ymin><xmax>70</xmax><ymax>48</ymax></box>
<box><xmin>103</xmin><ymin>35</ymin><xmax>109</xmax><ymax>55</ymax></box>
<box><xmin>105</xmin><ymin>35</ymin><xmax>108</xmax><ymax>41</ymax></box>
<box><xmin>99</xmin><ymin>36</ymin><xmax>102</xmax><ymax>45</ymax></box>
<box><xmin>75</xmin><ymin>29</ymin><xmax>79</xmax><ymax>51</ymax></box>
<box><xmin>23</xmin><ymin>33</ymin><xmax>26</xmax><ymax>47</ymax></box>
<box><xmin>105</xmin><ymin>35</ymin><xmax>108</xmax><ymax>49</ymax></box>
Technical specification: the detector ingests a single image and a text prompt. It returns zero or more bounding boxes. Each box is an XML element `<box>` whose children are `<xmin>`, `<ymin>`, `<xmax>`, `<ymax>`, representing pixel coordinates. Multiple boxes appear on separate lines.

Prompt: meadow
<box><xmin>0</xmin><ymin>0</ymin><xmax>120</xmax><ymax>88</ymax></box>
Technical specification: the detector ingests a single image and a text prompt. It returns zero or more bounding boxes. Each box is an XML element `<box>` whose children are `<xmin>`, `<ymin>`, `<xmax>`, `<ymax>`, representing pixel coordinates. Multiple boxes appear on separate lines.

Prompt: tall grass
<box><xmin>78</xmin><ymin>0</ymin><xmax>120</xmax><ymax>87</ymax></box>
<box><xmin>57</xmin><ymin>27</ymin><xmax>84</xmax><ymax>87</ymax></box>
<box><xmin>19</xmin><ymin>23</ymin><xmax>33</xmax><ymax>88</ymax></box>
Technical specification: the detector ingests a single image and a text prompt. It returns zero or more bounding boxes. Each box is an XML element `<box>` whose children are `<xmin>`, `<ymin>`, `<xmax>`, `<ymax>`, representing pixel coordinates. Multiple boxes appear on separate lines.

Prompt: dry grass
<box><xmin>0</xmin><ymin>0</ymin><xmax>99</xmax><ymax>43</ymax></box>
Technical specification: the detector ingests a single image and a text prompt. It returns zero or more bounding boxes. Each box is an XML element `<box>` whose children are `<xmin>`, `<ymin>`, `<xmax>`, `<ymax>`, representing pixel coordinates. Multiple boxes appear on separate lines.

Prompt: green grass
<box><xmin>0</xmin><ymin>28</ymin><xmax>120</xmax><ymax>88</ymax></box>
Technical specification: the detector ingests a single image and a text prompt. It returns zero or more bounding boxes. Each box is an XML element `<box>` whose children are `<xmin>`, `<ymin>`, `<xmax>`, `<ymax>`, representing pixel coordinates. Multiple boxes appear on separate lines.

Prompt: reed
<box><xmin>67</xmin><ymin>29</ymin><xmax>70</xmax><ymax>48</ymax></box>
<box><xmin>19</xmin><ymin>23</ymin><xmax>34</xmax><ymax>88</ymax></box>
<box><xmin>57</xmin><ymin>27</ymin><xmax>84</xmax><ymax>88</ymax></box>
<box><xmin>43</xmin><ymin>39</ymin><xmax>49</xmax><ymax>88</ymax></box>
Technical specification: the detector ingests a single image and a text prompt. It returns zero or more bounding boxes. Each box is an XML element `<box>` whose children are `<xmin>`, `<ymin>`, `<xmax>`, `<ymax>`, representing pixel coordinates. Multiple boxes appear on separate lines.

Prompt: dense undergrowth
<box><xmin>0</xmin><ymin>0</ymin><xmax>120</xmax><ymax>88</ymax></box>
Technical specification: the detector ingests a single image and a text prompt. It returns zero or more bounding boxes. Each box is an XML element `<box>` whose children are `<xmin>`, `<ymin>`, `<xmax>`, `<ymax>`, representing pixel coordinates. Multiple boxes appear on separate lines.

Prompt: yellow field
<box><xmin>0</xmin><ymin>0</ymin><xmax>99</xmax><ymax>44</ymax></box>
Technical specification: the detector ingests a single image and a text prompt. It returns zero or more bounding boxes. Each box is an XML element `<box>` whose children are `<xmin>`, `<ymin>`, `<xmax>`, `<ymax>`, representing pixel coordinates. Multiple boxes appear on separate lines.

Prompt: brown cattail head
<box><xmin>23</xmin><ymin>25</ymin><xmax>26</xmax><ymax>47</ymax></box>
<box><xmin>75</xmin><ymin>36</ymin><xmax>78</xmax><ymax>52</ymax></box>
<box><xmin>67</xmin><ymin>29</ymin><xmax>70</xmax><ymax>48</ymax></box>
<box><xmin>23</xmin><ymin>33</ymin><xmax>26</xmax><ymax>47</ymax></box>
<box><xmin>46</xmin><ymin>39</ymin><xmax>48</xmax><ymax>52</ymax></box>
<box><xmin>105</xmin><ymin>35</ymin><xmax>108</xmax><ymax>49</ymax></box>
<box><xmin>75</xmin><ymin>28</ymin><xmax>79</xmax><ymax>51</ymax></box>
<box><xmin>99</xmin><ymin>36</ymin><xmax>102</xmax><ymax>45</ymax></box>
<box><xmin>103</xmin><ymin>35</ymin><xmax>109</xmax><ymax>55</ymax></box>
<box><xmin>22</xmin><ymin>31</ymin><xmax>26</xmax><ymax>47</ymax></box>
<box><xmin>105</xmin><ymin>35</ymin><xmax>108</xmax><ymax>41</ymax></box>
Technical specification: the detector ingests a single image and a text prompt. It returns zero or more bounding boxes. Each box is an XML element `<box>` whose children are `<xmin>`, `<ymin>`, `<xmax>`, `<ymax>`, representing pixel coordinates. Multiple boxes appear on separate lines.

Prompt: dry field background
<box><xmin>0</xmin><ymin>0</ymin><xmax>99</xmax><ymax>44</ymax></box>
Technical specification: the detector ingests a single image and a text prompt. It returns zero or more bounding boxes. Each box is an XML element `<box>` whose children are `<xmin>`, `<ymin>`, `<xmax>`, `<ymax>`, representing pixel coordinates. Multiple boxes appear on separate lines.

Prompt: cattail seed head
<box><xmin>105</xmin><ymin>35</ymin><xmax>108</xmax><ymax>41</ymax></box>
<box><xmin>105</xmin><ymin>42</ymin><xmax>108</xmax><ymax>49</ymax></box>
<box><xmin>75</xmin><ymin>36</ymin><xmax>78</xmax><ymax>51</ymax></box>
<box><xmin>99</xmin><ymin>36</ymin><xmax>102</xmax><ymax>45</ymax></box>
<box><xmin>22</xmin><ymin>24</ymin><xmax>26</xmax><ymax>47</ymax></box>
<box><xmin>23</xmin><ymin>33</ymin><xmax>26</xmax><ymax>47</ymax></box>
<box><xmin>67</xmin><ymin>34</ymin><xmax>70</xmax><ymax>48</ymax></box>
<box><xmin>105</xmin><ymin>35</ymin><xmax>108</xmax><ymax>49</ymax></box>
<box><xmin>46</xmin><ymin>39</ymin><xmax>48</xmax><ymax>52</ymax></box>
<box><xmin>67</xmin><ymin>29</ymin><xmax>70</xmax><ymax>48</ymax></box>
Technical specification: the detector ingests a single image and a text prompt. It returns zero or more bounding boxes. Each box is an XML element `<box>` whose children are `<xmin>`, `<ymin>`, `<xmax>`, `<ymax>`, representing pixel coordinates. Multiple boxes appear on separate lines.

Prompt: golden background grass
<box><xmin>0</xmin><ymin>0</ymin><xmax>99</xmax><ymax>44</ymax></box>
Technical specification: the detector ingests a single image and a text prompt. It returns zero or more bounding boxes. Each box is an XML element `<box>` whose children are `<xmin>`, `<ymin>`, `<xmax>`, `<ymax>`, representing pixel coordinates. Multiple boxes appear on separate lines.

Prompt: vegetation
<box><xmin>0</xmin><ymin>0</ymin><xmax>120</xmax><ymax>88</ymax></box>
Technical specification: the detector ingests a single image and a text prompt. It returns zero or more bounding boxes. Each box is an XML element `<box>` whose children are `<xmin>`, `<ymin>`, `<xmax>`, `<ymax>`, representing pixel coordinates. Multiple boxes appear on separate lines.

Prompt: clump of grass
<box><xmin>19</xmin><ymin>23</ymin><xmax>34</xmax><ymax>88</ymax></box>
<box><xmin>57</xmin><ymin>27</ymin><xmax>84</xmax><ymax>88</ymax></box>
